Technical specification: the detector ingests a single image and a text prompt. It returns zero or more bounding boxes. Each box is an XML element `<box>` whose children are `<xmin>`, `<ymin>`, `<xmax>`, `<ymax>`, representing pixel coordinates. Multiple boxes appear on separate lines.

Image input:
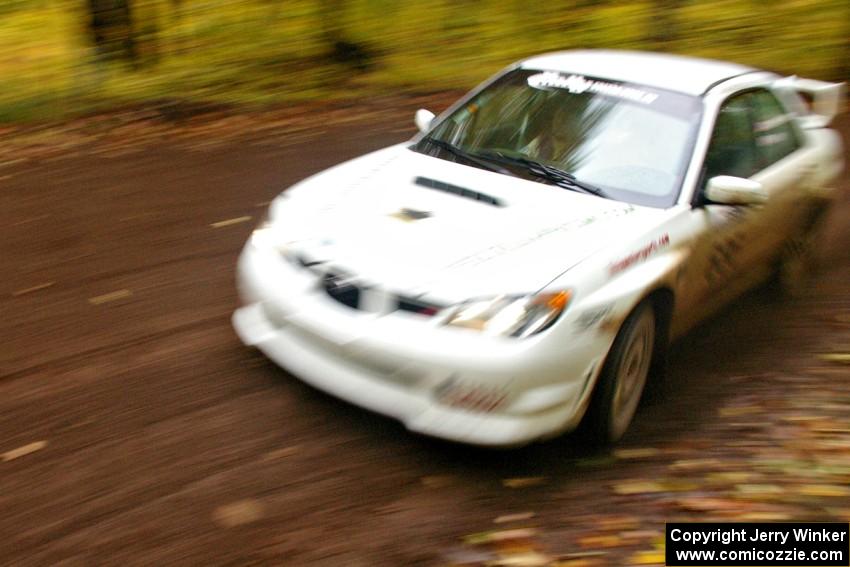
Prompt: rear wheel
<box><xmin>584</xmin><ymin>302</ymin><xmax>656</xmax><ymax>445</ymax></box>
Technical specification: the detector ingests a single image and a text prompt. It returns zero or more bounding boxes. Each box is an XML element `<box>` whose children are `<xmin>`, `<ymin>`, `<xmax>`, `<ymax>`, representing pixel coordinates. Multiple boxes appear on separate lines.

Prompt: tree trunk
<box><xmin>316</xmin><ymin>0</ymin><xmax>372</xmax><ymax>71</ymax></box>
<box><xmin>650</xmin><ymin>0</ymin><xmax>680</xmax><ymax>49</ymax></box>
<box><xmin>87</xmin><ymin>0</ymin><xmax>138</xmax><ymax>65</ymax></box>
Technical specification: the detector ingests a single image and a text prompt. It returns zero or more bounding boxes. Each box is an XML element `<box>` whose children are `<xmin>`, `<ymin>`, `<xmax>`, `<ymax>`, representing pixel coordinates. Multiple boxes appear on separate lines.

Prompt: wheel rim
<box><xmin>610</xmin><ymin>309</ymin><xmax>655</xmax><ymax>439</ymax></box>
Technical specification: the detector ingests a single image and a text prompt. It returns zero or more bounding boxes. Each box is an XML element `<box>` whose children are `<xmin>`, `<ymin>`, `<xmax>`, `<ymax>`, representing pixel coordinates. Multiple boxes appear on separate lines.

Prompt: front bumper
<box><xmin>233</xmin><ymin>241</ymin><xmax>607</xmax><ymax>446</ymax></box>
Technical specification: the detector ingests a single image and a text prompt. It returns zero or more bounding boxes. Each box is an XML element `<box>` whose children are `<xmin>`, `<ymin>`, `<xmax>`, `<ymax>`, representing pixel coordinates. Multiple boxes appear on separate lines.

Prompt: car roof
<box><xmin>519</xmin><ymin>50</ymin><xmax>758</xmax><ymax>96</ymax></box>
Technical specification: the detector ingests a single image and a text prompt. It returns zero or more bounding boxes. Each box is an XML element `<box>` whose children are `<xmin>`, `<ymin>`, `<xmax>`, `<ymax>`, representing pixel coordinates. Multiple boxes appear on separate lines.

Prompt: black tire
<box><xmin>583</xmin><ymin>301</ymin><xmax>656</xmax><ymax>446</ymax></box>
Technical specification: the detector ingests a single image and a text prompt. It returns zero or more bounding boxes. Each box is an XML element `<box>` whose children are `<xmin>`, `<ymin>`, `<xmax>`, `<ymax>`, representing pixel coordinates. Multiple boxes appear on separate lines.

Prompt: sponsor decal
<box><xmin>434</xmin><ymin>376</ymin><xmax>509</xmax><ymax>413</ymax></box>
<box><xmin>389</xmin><ymin>207</ymin><xmax>433</xmax><ymax>222</ymax></box>
<box><xmin>706</xmin><ymin>234</ymin><xmax>743</xmax><ymax>285</ymax></box>
<box><xmin>703</xmin><ymin>208</ymin><xmax>748</xmax><ymax>285</ymax></box>
<box><xmin>446</xmin><ymin>205</ymin><xmax>636</xmax><ymax>270</ymax></box>
<box><xmin>527</xmin><ymin>72</ymin><xmax>659</xmax><ymax>105</ymax></box>
<box><xmin>575</xmin><ymin>304</ymin><xmax>613</xmax><ymax>330</ymax></box>
<box><xmin>609</xmin><ymin>234</ymin><xmax>670</xmax><ymax>274</ymax></box>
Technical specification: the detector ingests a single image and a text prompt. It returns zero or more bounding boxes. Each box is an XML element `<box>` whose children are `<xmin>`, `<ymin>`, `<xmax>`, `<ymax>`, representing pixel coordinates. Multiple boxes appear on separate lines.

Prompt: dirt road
<box><xmin>1</xmin><ymin>114</ymin><xmax>849</xmax><ymax>566</ymax></box>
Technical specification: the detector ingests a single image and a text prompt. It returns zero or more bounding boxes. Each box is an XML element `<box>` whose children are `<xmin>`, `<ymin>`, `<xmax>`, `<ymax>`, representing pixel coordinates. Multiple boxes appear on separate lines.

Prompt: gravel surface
<box><xmin>1</xmin><ymin>113</ymin><xmax>848</xmax><ymax>566</ymax></box>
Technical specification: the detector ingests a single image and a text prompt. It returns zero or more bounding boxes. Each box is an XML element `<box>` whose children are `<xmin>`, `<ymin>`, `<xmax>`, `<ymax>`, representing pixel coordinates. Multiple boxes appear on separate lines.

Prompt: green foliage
<box><xmin>0</xmin><ymin>0</ymin><xmax>847</xmax><ymax>122</ymax></box>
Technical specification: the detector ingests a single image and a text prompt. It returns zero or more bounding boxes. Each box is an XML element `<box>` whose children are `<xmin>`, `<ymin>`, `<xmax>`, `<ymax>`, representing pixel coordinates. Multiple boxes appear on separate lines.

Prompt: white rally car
<box><xmin>233</xmin><ymin>50</ymin><xmax>844</xmax><ymax>446</ymax></box>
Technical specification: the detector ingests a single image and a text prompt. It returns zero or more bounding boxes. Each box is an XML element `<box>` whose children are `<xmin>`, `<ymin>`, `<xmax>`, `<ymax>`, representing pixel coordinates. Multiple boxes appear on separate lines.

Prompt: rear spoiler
<box><xmin>774</xmin><ymin>76</ymin><xmax>846</xmax><ymax>128</ymax></box>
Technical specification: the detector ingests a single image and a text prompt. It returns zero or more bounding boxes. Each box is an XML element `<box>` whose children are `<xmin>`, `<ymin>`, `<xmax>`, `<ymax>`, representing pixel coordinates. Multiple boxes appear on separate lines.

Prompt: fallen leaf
<box><xmin>494</xmin><ymin>512</ymin><xmax>536</xmax><ymax>524</ymax></box>
<box><xmin>665</xmin><ymin>480</ymin><xmax>699</xmax><ymax>492</ymax></box>
<box><xmin>677</xmin><ymin>497</ymin><xmax>743</xmax><ymax>513</ymax></box>
<box><xmin>735</xmin><ymin>484</ymin><xmax>785</xmax><ymax>496</ymax></box>
<box><xmin>464</xmin><ymin>528</ymin><xmax>537</xmax><ymax>545</ymax></box>
<box><xmin>493</xmin><ymin>540</ymin><xmax>538</xmax><ymax>556</ymax></box>
<box><xmin>212</xmin><ymin>499</ymin><xmax>264</xmax><ymax>528</ymax></box>
<box><xmin>818</xmin><ymin>354</ymin><xmax>850</xmax><ymax>364</ymax></box>
<box><xmin>613</xmin><ymin>480</ymin><xmax>700</xmax><ymax>495</ymax></box>
<box><xmin>594</xmin><ymin>516</ymin><xmax>640</xmax><ymax>531</ymax></box>
<box><xmin>628</xmin><ymin>550</ymin><xmax>665</xmax><ymax>565</ymax></box>
<box><xmin>502</xmin><ymin>477</ymin><xmax>546</xmax><ymax>488</ymax></box>
<box><xmin>812</xmin><ymin>426</ymin><xmax>850</xmax><ymax>434</ymax></box>
<box><xmin>491</xmin><ymin>552</ymin><xmax>553</xmax><ymax>566</ymax></box>
<box><xmin>781</xmin><ymin>415</ymin><xmax>824</xmax><ymax>423</ymax></box>
<box><xmin>614</xmin><ymin>448</ymin><xmax>662</xmax><ymax>460</ymax></box>
<box><xmin>740</xmin><ymin>512</ymin><xmax>792</xmax><ymax>521</ymax></box>
<box><xmin>2</xmin><ymin>440</ymin><xmax>47</xmax><ymax>462</ymax></box>
<box><xmin>263</xmin><ymin>445</ymin><xmax>300</xmax><ymax>460</ymax></box>
<box><xmin>210</xmin><ymin>216</ymin><xmax>252</xmax><ymax>228</ymax></box>
<box><xmin>11</xmin><ymin>282</ymin><xmax>54</xmax><ymax>296</ymax></box>
<box><xmin>706</xmin><ymin>472</ymin><xmax>761</xmax><ymax>484</ymax></box>
<box><xmin>719</xmin><ymin>405</ymin><xmax>760</xmax><ymax>417</ymax></box>
<box><xmin>825</xmin><ymin>508</ymin><xmax>850</xmax><ymax>521</ymax></box>
<box><xmin>797</xmin><ymin>484</ymin><xmax>850</xmax><ymax>497</ymax></box>
<box><xmin>621</xmin><ymin>530</ymin><xmax>662</xmax><ymax>541</ymax></box>
<box><xmin>88</xmin><ymin>289</ymin><xmax>132</xmax><ymax>305</ymax></box>
<box><xmin>557</xmin><ymin>551</ymin><xmax>607</xmax><ymax>560</ymax></box>
<box><xmin>442</xmin><ymin>548</ymin><xmax>496</xmax><ymax>565</ymax></box>
<box><xmin>668</xmin><ymin>458</ymin><xmax>722</xmax><ymax>471</ymax></box>
<box><xmin>552</xmin><ymin>559</ymin><xmax>606</xmax><ymax>567</ymax></box>
<box><xmin>612</xmin><ymin>481</ymin><xmax>664</xmax><ymax>495</ymax></box>
<box><xmin>578</xmin><ymin>535</ymin><xmax>622</xmax><ymax>548</ymax></box>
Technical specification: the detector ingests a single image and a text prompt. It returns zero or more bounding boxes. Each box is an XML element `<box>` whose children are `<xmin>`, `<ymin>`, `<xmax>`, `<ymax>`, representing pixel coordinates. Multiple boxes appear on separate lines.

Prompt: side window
<box><xmin>702</xmin><ymin>94</ymin><xmax>759</xmax><ymax>185</ymax></box>
<box><xmin>748</xmin><ymin>89</ymin><xmax>801</xmax><ymax>167</ymax></box>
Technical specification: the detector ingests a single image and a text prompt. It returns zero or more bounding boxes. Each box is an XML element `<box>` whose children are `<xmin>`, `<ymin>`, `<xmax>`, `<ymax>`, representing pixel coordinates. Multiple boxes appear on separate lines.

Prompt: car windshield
<box><xmin>411</xmin><ymin>68</ymin><xmax>703</xmax><ymax>208</ymax></box>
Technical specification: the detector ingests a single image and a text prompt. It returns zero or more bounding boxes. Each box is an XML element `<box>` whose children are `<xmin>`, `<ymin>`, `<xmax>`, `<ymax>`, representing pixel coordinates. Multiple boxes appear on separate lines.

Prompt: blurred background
<box><xmin>2</xmin><ymin>2</ymin><xmax>850</xmax><ymax>566</ymax></box>
<box><xmin>1</xmin><ymin>0</ymin><xmax>848</xmax><ymax>122</ymax></box>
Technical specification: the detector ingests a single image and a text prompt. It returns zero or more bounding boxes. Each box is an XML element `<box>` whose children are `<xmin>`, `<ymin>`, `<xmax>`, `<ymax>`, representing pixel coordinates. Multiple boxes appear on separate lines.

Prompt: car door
<box><xmin>682</xmin><ymin>92</ymin><xmax>762</xmax><ymax>316</ymax></box>
<box><xmin>693</xmin><ymin>88</ymin><xmax>813</xmax><ymax>293</ymax></box>
<box><xmin>745</xmin><ymin>88</ymin><xmax>818</xmax><ymax>263</ymax></box>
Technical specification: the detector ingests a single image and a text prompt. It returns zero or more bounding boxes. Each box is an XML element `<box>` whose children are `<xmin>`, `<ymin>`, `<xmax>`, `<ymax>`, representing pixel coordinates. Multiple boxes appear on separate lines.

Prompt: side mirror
<box><xmin>704</xmin><ymin>176</ymin><xmax>767</xmax><ymax>205</ymax></box>
<box><xmin>414</xmin><ymin>108</ymin><xmax>435</xmax><ymax>133</ymax></box>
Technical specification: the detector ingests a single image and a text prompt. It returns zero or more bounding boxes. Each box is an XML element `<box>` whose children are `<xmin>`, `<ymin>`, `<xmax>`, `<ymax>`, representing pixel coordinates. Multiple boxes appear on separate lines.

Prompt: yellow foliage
<box><xmin>0</xmin><ymin>0</ymin><xmax>847</xmax><ymax>121</ymax></box>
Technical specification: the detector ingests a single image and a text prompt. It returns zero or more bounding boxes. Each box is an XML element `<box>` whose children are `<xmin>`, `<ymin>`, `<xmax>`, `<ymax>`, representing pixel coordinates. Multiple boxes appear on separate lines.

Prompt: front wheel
<box><xmin>583</xmin><ymin>302</ymin><xmax>656</xmax><ymax>445</ymax></box>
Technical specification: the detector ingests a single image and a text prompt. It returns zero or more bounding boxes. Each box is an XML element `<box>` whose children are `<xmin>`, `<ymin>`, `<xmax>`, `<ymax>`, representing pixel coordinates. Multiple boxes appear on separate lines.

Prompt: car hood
<box><xmin>271</xmin><ymin>145</ymin><xmax>666</xmax><ymax>303</ymax></box>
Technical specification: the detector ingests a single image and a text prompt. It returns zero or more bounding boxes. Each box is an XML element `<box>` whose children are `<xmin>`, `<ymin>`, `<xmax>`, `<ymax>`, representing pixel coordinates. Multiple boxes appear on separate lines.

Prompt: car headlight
<box><xmin>441</xmin><ymin>290</ymin><xmax>571</xmax><ymax>338</ymax></box>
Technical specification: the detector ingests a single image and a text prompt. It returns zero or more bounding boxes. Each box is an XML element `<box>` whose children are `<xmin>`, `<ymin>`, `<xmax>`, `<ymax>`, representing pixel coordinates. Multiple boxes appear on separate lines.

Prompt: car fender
<box><xmin>550</xmin><ymin>248</ymin><xmax>685</xmax><ymax>421</ymax></box>
<box><xmin>576</xmin><ymin>248</ymin><xmax>687</xmax><ymax>338</ymax></box>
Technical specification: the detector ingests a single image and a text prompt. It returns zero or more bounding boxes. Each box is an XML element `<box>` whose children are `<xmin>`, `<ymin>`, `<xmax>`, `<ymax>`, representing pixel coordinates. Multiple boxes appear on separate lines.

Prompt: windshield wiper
<box><xmin>418</xmin><ymin>137</ymin><xmax>513</xmax><ymax>176</ymax></box>
<box><xmin>477</xmin><ymin>150</ymin><xmax>609</xmax><ymax>198</ymax></box>
<box><xmin>418</xmin><ymin>139</ymin><xmax>608</xmax><ymax>198</ymax></box>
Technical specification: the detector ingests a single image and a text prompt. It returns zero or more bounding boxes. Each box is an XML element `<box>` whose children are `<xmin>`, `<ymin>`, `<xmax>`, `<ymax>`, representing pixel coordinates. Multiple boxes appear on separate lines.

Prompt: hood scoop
<box><xmin>413</xmin><ymin>176</ymin><xmax>504</xmax><ymax>207</ymax></box>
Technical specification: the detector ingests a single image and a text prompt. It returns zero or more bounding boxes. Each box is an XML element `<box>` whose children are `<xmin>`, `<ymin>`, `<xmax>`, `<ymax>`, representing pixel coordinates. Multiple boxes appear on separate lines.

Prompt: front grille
<box><xmin>322</xmin><ymin>271</ymin><xmax>360</xmax><ymax>309</ymax></box>
<box><xmin>288</xmin><ymin>259</ymin><xmax>442</xmax><ymax>316</ymax></box>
